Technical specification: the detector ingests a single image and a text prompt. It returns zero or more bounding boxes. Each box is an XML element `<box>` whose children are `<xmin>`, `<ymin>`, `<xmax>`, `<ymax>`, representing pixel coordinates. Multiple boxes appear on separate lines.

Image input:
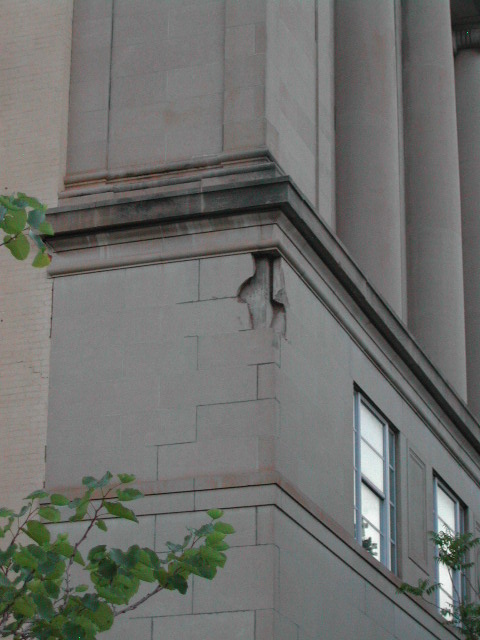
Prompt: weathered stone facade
<box><xmin>2</xmin><ymin>1</ymin><xmax>480</xmax><ymax>638</ymax></box>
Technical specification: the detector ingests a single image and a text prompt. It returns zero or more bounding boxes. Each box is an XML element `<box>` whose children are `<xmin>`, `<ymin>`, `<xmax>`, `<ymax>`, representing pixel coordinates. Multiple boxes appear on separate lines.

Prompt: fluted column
<box><xmin>455</xmin><ymin>38</ymin><xmax>480</xmax><ymax>413</ymax></box>
<box><xmin>402</xmin><ymin>1</ymin><xmax>467</xmax><ymax>397</ymax></box>
<box><xmin>335</xmin><ymin>0</ymin><xmax>403</xmax><ymax>317</ymax></box>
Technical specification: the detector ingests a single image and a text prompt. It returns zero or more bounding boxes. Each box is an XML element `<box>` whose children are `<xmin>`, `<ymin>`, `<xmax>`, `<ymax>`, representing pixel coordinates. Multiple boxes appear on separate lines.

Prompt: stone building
<box><xmin>1</xmin><ymin>0</ymin><xmax>480</xmax><ymax>638</ymax></box>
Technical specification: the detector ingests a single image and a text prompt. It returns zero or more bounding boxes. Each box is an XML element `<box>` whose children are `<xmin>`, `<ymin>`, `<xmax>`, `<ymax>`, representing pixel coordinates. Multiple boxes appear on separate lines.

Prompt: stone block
<box><xmin>224</xmin><ymin>118</ymin><xmax>266</xmax><ymax>150</ymax></box>
<box><xmin>225</xmin><ymin>24</ymin><xmax>256</xmax><ymax>59</ymax></box>
<box><xmin>109</xmin><ymin>104</ymin><xmax>165</xmax><ymax>140</ymax></box>
<box><xmin>113</xmin><ymin>9</ymin><xmax>168</xmax><ymax>45</ymax></box>
<box><xmin>124</xmin><ymin>261</ymin><xmax>199</xmax><ymax>308</ymax></box>
<box><xmin>365</xmin><ymin>584</ymin><xmax>395</xmax><ymax>634</ymax></box>
<box><xmin>166</xmin><ymin>62</ymin><xmax>223</xmax><ymax>100</ymax></box>
<box><xmin>196</xmin><ymin>398</ymin><xmax>278</xmax><ymax>439</ymax></box>
<box><xmin>124</xmin><ymin>337</ymin><xmax>197</xmax><ymax>378</ymax></box>
<box><xmin>199</xmin><ymin>254</ymin><xmax>254</xmax><ymax>300</ymax></box>
<box><xmin>255</xmin><ymin>609</ymin><xmax>273</xmax><ymax>639</ymax></box>
<box><xmin>110</xmin><ymin>71</ymin><xmax>167</xmax><ymax>110</ymax></box>
<box><xmin>153</xmin><ymin>611</ymin><xmax>254</xmax><ymax>640</ymax></box>
<box><xmin>225</xmin><ymin>55</ymin><xmax>266</xmax><ymax>91</ymax></box>
<box><xmin>167</xmin><ymin>0</ymin><xmax>225</xmax><ymax>40</ymax></box>
<box><xmin>46</xmin><ymin>413</ymin><xmax>159</xmax><ymax>488</ymax></box>
<box><xmin>193</xmin><ymin>545</ymin><xmax>275</xmax><ymax>613</ymax></box>
<box><xmin>274</xmin><ymin>611</ymin><xmax>300</xmax><ymax>640</ymax></box>
<box><xmin>158</xmin><ymin>365</ymin><xmax>257</xmax><ymax>408</ymax></box>
<box><xmin>53</xmin><ymin>270</ymin><xmax>126</xmax><ymax>318</ymax></box>
<box><xmin>258</xmin><ymin>363</ymin><xmax>277</xmax><ymax>399</ymax></box>
<box><xmin>156</xmin><ymin>507</ymin><xmax>256</xmax><ymax>549</ymax></box>
<box><xmin>156</xmin><ymin>437</ymin><xmax>262</xmax><ymax>480</ymax></box>
<box><xmin>108</xmin><ymin>132</ymin><xmax>166</xmax><ymax>168</ymax></box>
<box><xmin>144</xmin><ymin>405</ymin><xmax>197</xmax><ymax>446</ymax></box>
<box><xmin>256</xmin><ymin>505</ymin><xmax>275</xmax><ymax>544</ymax></box>
<box><xmin>70</xmin><ymin>78</ymin><xmax>109</xmax><ymax>113</ymax></box>
<box><xmin>111</xmin><ymin>42</ymin><xmax>164</xmax><ymax>78</ymax></box>
<box><xmin>226</xmin><ymin>0</ymin><xmax>266</xmax><ymax>26</ymax></box>
<box><xmin>67</xmin><ymin>137</ymin><xmax>107</xmax><ymax>174</ymax></box>
<box><xmin>224</xmin><ymin>86</ymin><xmax>265</xmax><ymax>124</ymax></box>
<box><xmin>194</xmin><ymin>485</ymin><xmax>277</xmax><ymax>510</ymax></box>
<box><xmin>198</xmin><ymin>329</ymin><xmax>276</xmax><ymax>369</ymax></box>
<box><xmin>101</xmin><ymin>616</ymin><xmax>151</xmax><ymax>640</ymax></box>
<box><xmin>74</xmin><ymin>0</ymin><xmax>112</xmax><ymax>21</ymax></box>
<box><xmin>130</xmin><ymin>298</ymin><xmax>252</xmax><ymax>341</ymax></box>
<box><xmin>67</xmin><ymin>107</ymin><xmax>108</xmax><ymax>145</ymax></box>
<box><xmin>165</xmin><ymin>121</ymin><xmax>222</xmax><ymax>161</ymax></box>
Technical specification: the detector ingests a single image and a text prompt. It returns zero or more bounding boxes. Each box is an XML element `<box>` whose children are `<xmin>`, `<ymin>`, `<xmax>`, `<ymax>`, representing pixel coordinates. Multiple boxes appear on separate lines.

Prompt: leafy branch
<box><xmin>0</xmin><ymin>193</ymin><xmax>52</xmax><ymax>267</ymax></box>
<box><xmin>0</xmin><ymin>473</ymin><xmax>234</xmax><ymax>640</ymax></box>
<box><xmin>398</xmin><ymin>531</ymin><xmax>480</xmax><ymax>639</ymax></box>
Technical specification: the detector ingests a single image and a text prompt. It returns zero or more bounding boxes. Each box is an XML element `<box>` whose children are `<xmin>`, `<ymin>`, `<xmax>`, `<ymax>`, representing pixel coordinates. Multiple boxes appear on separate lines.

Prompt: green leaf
<box><xmin>141</xmin><ymin>547</ymin><xmax>160</xmax><ymax>571</ymax></box>
<box><xmin>38</xmin><ymin>221</ymin><xmax>54</xmax><ymax>236</ymax></box>
<box><xmin>117</xmin><ymin>474</ymin><xmax>136</xmax><ymax>484</ymax></box>
<box><xmin>87</xmin><ymin>601</ymin><xmax>113</xmax><ymax>631</ymax></box>
<box><xmin>205</xmin><ymin>531</ymin><xmax>226</xmax><ymax>547</ymax></box>
<box><xmin>17</xmin><ymin>193</ymin><xmax>46</xmax><ymax>211</ymax></box>
<box><xmin>26</xmin><ymin>489</ymin><xmax>49</xmax><ymax>500</ymax></box>
<box><xmin>13</xmin><ymin>596</ymin><xmax>36</xmax><ymax>618</ymax></box>
<box><xmin>69</xmin><ymin>501</ymin><xmax>89</xmax><ymax>522</ymax></box>
<box><xmin>32</xmin><ymin>593</ymin><xmax>54</xmax><ymax>620</ymax></box>
<box><xmin>54</xmin><ymin>540</ymin><xmax>75</xmax><ymax>558</ymax></box>
<box><xmin>207</xmin><ymin>509</ymin><xmax>224</xmax><ymax>520</ymax></box>
<box><xmin>0</xmin><ymin>573</ymin><xmax>11</xmax><ymax>587</ymax></box>
<box><xmin>87</xmin><ymin>545</ymin><xmax>106</xmax><ymax>563</ymax></box>
<box><xmin>116</xmin><ymin>488</ymin><xmax>143</xmax><ymax>502</ymax></box>
<box><xmin>166</xmin><ymin>573</ymin><xmax>188</xmax><ymax>594</ymax></box>
<box><xmin>104</xmin><ymin>501</ymin><xmax>138</xmax><ymax>523</ymax></box>
<box><xmin>25</xmin><ymin>520</ymin><xmax>51</xmax><ymax>545</ymax></box>
<box><xmin>74</xmin><ymin>550</ymin><xmax>85</xmax><ymax>566</ymax></box>
<box><xmin>75</xmin><ymin>585</ymin><xmax>89</xmax><ymax>593</ymax></box>
<box><xmin>81</xmin><ymin>593</ymin><xmax>99</xmax><ymax>612</ymax></box>
<box><xmin>50</xmin><ymin>493</ymin><xmax>70</xmax><ymax>506</ymax></box>
<box><xmin>38</xmin><ymin>506</ymin><xmax>61</xmax><ymax>523</ymax></box>
<box><xmin>98</xmin><ymin>471</ymin><xmax>113</xmax><ymax>488</ymax></box>
<box><xmin>62</xmin><ymin>622</ymin><xmax>85</xmax><ymax>640</ymax></box>
<box><xmin>2</xmin><ymin>209</ymin><xmax>27</xmax><ymax>234</ymax></box>
<box><xmin>0</xmin><ymin>508</ymin><xmax>15</xmax><ymax>518</ymax></box>
<box><xmin>213</xmin><ymin>522</ymin><xmax>235</xmax><ymax>535</ymax></box>
<box><xmin>27</xmin><ymin>208</ymin><xmax>46</xmax><ymax>229</ymax></box>
<box><xmin>95</xmin><ymin>519</ymin><xmax>108</xmax><ymax>532</ymax></box>
<box><xmin>5</xmin><ymin>232</ymin><xmax>30</xmax><ymax>260</ymax></box>
<box><xmin>81</xmin><ymin>476</ymin><xmax>98</xmax><ymax>489</ymax></box>
<box><xmin>32</xmin><ymin>249</ymin><xmax>51</xmax><ymax>268</ymax></box>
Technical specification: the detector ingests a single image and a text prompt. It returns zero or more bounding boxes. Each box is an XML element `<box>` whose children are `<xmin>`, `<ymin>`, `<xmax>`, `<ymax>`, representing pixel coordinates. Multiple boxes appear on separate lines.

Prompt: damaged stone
<box><xmin>238</xmin><ymin>253</ymin><xmax>288</xmax><ymax>336</ymax></box>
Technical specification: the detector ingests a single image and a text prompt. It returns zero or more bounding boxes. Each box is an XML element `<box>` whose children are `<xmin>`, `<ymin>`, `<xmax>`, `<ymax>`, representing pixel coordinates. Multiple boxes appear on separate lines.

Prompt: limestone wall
<box><xmin>0</xmin><ymin>0</ymin><xmax>73</xmax><ymax>508</ymax></box>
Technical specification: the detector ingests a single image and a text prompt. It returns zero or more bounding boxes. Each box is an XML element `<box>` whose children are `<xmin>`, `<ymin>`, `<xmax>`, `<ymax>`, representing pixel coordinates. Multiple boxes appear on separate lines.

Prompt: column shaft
<box><xmin>403</xmin><ymin>0</ymin><xmax>467</xmax><ymax>397</ymax></box>
<box><xmin>456</xmin><ymin>48</ymin><xmax>480</xmax><ymax>413</ymax></box>
<box><xmin>335</xmin><ymin>0</ymin><xmax>403</xmax><ymax>316</ymax></box>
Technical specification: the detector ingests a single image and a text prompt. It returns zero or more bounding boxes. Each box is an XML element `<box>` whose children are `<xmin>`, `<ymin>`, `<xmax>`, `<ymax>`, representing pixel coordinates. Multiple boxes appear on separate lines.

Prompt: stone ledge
<box><xmin>46</xmin><ymin>175</ymin><xmax>480</xmax><ymax>455</ymax></box>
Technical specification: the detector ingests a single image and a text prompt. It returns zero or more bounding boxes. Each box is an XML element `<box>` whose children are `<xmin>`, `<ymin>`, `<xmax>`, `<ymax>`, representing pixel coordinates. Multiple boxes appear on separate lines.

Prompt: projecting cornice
<box><xmin>46</xmin><ymin>175</ymin><xmax>480</xmax><ymax>460</ymax></box>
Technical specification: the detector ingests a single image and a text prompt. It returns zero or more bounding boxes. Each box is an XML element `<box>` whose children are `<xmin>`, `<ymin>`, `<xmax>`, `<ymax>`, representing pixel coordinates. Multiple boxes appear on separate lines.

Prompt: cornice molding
<box><xmin>46</xmin><ymin>175</ymin><xmax>480</xmax><ymax>458</ymax></box>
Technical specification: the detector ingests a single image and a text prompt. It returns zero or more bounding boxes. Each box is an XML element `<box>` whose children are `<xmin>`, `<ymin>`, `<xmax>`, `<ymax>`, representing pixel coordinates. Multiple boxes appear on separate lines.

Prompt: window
<box><xmin>434</xmin><ymin>478</ymin><xmax>464</xmax><ymax>614</ymax></box>
<box><xmin>354</xmin><ymin>391</ymin><xmax>396</xmax><ymax>571</ymax></box>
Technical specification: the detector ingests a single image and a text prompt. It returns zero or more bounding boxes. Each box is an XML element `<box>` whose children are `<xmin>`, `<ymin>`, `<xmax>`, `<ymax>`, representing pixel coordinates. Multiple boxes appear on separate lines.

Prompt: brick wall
<box><xmin>0</xmin><ymin>0</ymin><xmax>73</xmax><ymax>508</ymax></box>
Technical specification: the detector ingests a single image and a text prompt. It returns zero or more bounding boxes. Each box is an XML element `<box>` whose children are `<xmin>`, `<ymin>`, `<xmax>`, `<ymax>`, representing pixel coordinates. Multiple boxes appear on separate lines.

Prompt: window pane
<box><xmin>438</xmin><ymin>587</ymin><xmax>453</xmax><ymax>619</ymax></box>
<box><xmin>438</xmin><ymin>562</ymin><xmax>454</xmax><ymax>598</ymax></box>
<box><xmin>361</xmin><ymin>440</ymin><xmax>384</xmax><ymax>491</ymax></box>
<box><xmin>361</xmin><ymin>518</ymin><xmax>380</xmax><ymax>560</ymax></box>
<box><xmin>360</xmin><ymin>403</ymin><xmax>384</xmax><ymax>454</ymax></box>
<box><xmin>361</xmin><ymin>483</ymin><xmax>381</xmax><ymax>530</ymax></box>
<box><xmin>437</xmin><ymin>486</ymin><xmax>456</xmax><ymax>532</ymax></box>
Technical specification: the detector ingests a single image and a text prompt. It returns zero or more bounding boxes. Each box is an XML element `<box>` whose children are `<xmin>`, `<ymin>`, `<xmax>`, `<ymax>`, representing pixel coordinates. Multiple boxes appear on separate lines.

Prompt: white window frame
<box><xmin>354</xmin><ymin>390</ymin><xmax>397</xmax><ymax>572</ymax></box>
<box><xmin>433</xmin><ymin>477</ymin><xmax>464</xmax><ymax>613</ymax></box>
